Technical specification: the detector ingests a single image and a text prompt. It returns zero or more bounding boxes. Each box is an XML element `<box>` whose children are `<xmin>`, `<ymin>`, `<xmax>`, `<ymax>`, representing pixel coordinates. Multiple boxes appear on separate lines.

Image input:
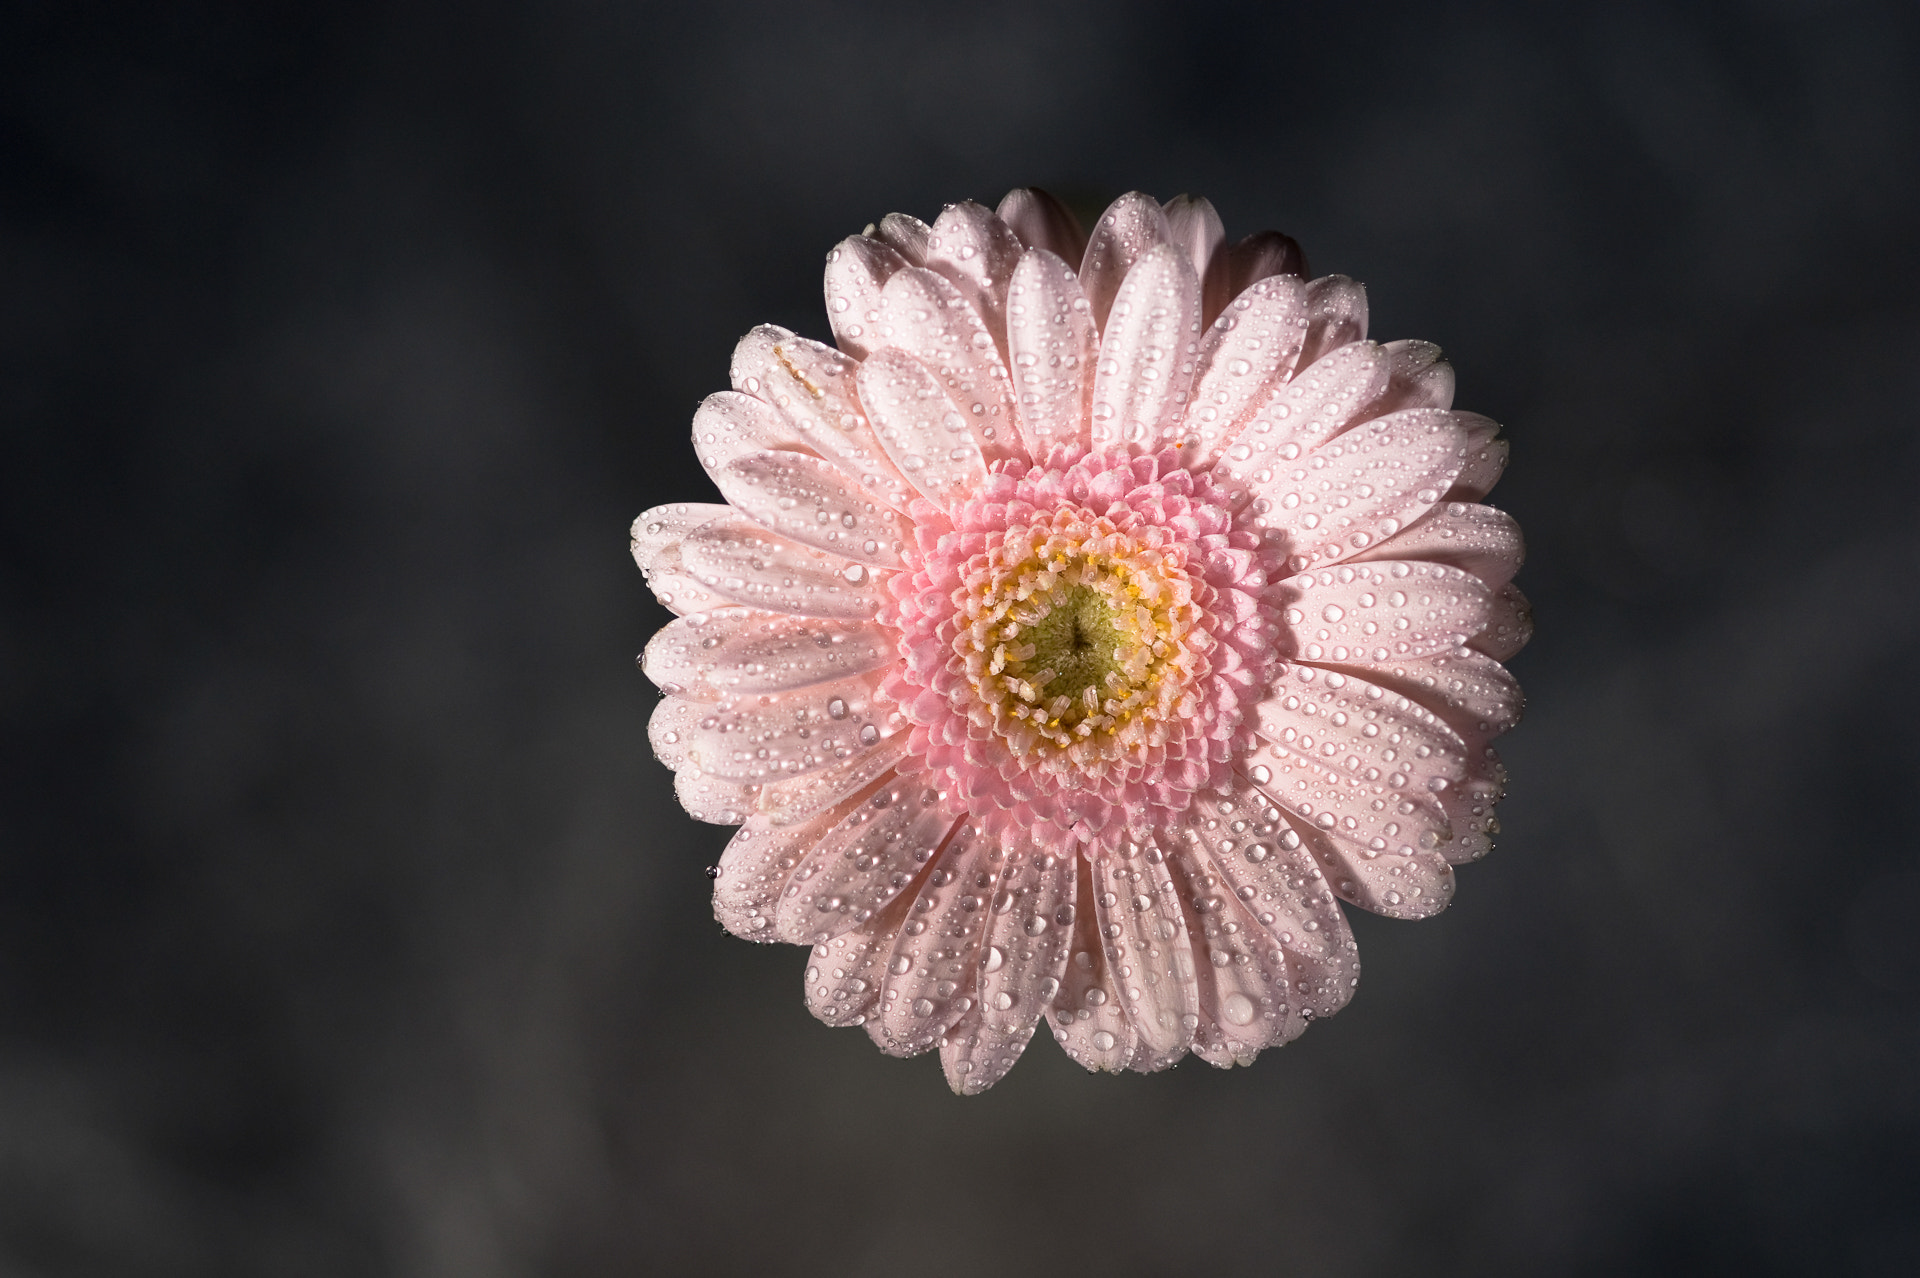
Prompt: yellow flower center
<box><xmin>954</xmin><ymin>513</ymin><xmax>1206</xmax><ymax>767</ymax></box>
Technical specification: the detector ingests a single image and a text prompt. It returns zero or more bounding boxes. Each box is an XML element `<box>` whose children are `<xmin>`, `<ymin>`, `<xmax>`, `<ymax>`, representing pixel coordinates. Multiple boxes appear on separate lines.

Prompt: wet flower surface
<box><xmin>633</xmin><ymin>190</ymin><xmax>1529</xmax><ymax>1092</ymax></box>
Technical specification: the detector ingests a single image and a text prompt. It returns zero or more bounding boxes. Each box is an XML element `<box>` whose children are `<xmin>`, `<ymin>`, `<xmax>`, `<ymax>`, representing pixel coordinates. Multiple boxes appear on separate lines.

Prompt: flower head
<box><xmin>634</xmin><ymin>190</ymin><xmax>1529</xmax><ymax>1092</ymax></box>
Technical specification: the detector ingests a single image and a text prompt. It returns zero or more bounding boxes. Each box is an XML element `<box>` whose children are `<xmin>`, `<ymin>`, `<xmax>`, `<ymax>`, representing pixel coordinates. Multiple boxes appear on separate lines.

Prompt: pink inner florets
<box><xmin>880</xmin><ymin>446</ymin><xmax>1289</xmax><ymax>849</ymax></box>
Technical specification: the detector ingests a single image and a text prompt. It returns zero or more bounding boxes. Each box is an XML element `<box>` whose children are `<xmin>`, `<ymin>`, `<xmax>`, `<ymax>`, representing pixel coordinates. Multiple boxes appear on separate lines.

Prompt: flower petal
<box><xmin>938</xmin><ymin>1003</ymin><xmax>1027</xmax><ymax>1095</ymax></box>
<box><xmin>1079</xmin><ymin>191</ymin><xmax>1173</xmax><ymax>334</ymax></box>
<box><xmin>872</xmin><ymin>267</ymin><xmax>1022</xmax><ymax>466</ymax></box>
<box><xmin>1240</xmin><ymin>408</ymin><xmax>1485</xmax><ymax>569</ymax></box>
<box><xmin>1255</xmin><ymin>661</ymin><xmax>1470</xmax><ymax>804</ymax></box>
<box><xmin>648</xmin><ymin>695</ymin><xmax>701</xmax><ymax>772</ymax></box>
<box><xmin>638</xmin><ymin>543</ymin><xmax>738</xmax><ymax>616</ymax></box>
<box><xmin>1224</xmin><ymin>229</ymin><xmax>1308</xmax><ymax>298</ymax></box>
<box><xmin>1165</xmin><ymin>844</ymin><xmax>1302</xmax><ymax>1066</ymax></box>
<box><xmin>1210</xmin><ymin>343</ymin><xmax>1390</xmax><ymax>496</ymax></box>
<box><xmin>679</xmin><ymin>516</ymin><xmax>882</xmax><ymax>620</ymax></box>
<box><xmin>1092</xmin><ymin>842</ymin><xmax>1199</xmax><ymax>1070</ymax></box>
<box><xmin>1179</xmin><ymin>274</ymin><xmax>1308</xmax><ymax>469</ymax></box>
<box><xmin>1353</xmin><ymin>500</ymin><xmax>1524</xmax><ymax>587</ymax></box>
<box><xmin>996</xmin><ymin>187</ymin><xmax>1087</xmax><ymax>266</ymax></box>
<box><xmin>713</xmin><ymin>450</ymin><xmax>913</xmax><ymax>567</ymax></box>
<box><xmin>1005</xmin><ymin>248</ymin><xmax>1096</xmax><ymax>460</ymax></box>
<box><xmin>1284</xmin><ymin>806</ymin><xmax>1456</xmax><ymax>920</ymax></box>
<box><xmin>674</xmin><ymin>766</ymin><xmax>759</xmax><ymax>825</ymax></box>
<box><xmin>855</xmin><ymin>347</ymin><xmax>990</xmax><ymax>503</ymax></box>
<box><xmin>730</xmin><ymin>325</ymin><xmax>914</xmax><ymax>509</ymax></box>
<box><xmin>1314</xmin><ymin>648</ymin><xmax>1522</xmax><ymax>743</ymax></box>
<box><xmin>876</xmin><ymin>212</ymin><xmax>930</xmax><ymax>264</ymax></box>
<box><xmin>1299</xmin><ymin>275</ymin><xmax>1369</xmax><ymax>367</ymax></box>
<box><xmin>872</xmin><ymin>820</ymin><xmax>994</xmax><ymax>1056</ymax></box>
<box><xmin>1281</xmin><ymin>559</ymin><xmax>1498</xmax><ymax>663</ymax></box>
<box><xmin>924</xmin><ymin>201</ymin><xmax>1024</xmax><ymax>362</ymax></box>
<box><xmin>690</xmin><ymin>391</ymin><xmax>814</xmax><ymax>477</ymax></box>
<box><xmin>1050</xmin><ymin>854</ymin><xmax>1138</xmax><ymax>1072</ymax></box>
<box><xmin>1242</xmin><ymin>729</ymin><xmax>1452</xmax><ymax>861</ymax></box>
<box><xmin>1360</xmin><ymin>339</ymin><xmax>1455</xmax><ymax>417</ymax></box>
<box><xmin>680</xmin><ymin>668</ymin><xmax>901</xmax><ymax>785</ymax></box>
<box><xmin>1088</xmin><ymin>242</ymin><xmax>1202</xmax><ymax>455</ymax></box>
<box><xmin>630</xmin><ymin>501</ymin><xmax>733</xmax><ymax>575</ymax></box>
<box><xmin>756</xmin><ymin>737</ymin><xmax>911</xmax><ymax>827</ymax></box>
<box><xmin>823</xmin><ymin>233</ymin><xmax>909</xmax><ymax>360</ymax></box>
<box><xmin>1177</xmin><ymin>786</ymin><xmax>1355</xmax><ymax>1002</ymax></box>
<box><xmin>1448</xmin><ymin>434</ymin><xmax>1509</xmax><ymax>502</ymax></box>
<box><xmin>1162</xmin><ymin>194</ymin><xmax>1231</xmax><ymax>324</ymax></box>
<box><xmin>643</xmin><ymin>609</ymin><xmax>894</xmax><ymax>700</ymax></box>
<box><xmin>1472</xmin><ymin>582</ymin><xmax>1532</xmax><ymax>661</ymax></box>
<box><xmin>978</xmin><ymin>842</ymin><xmax>1075</xmax><ymax>1045</ymax></box>
<box><xmin>805</xmin><ymin>888</ymin><xmax>917</xmax><ymax>1028</ymax></box>
<box><xmin>713</xmin><ymin>792</ymin><xmax>878</xmax><ymax>942</ymax></box>
<box><xmin>774</xmin><ymin>777</ymin><xmax>959</xmax><ymax>944</ymax></box>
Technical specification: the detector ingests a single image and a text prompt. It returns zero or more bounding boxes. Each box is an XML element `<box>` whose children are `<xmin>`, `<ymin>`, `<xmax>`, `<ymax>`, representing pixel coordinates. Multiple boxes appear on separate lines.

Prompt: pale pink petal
<box><xmin>1092</xmin><ymin>843</ymin><xmax>1199</xmax><ymax>1070</ymax></box>
<box><xmin>1165</xmin><ymin>844</ymin><xmax>1302</xmax><ymax>1065</ymax></box>
<box><xmin>1238</xmin><ymin>408</ymin><xmax>1486</xmax><ymax>569</ymax></box>
<box><xmin>872</xmin><ymin>820</ymin><xmax>993</xmax><ymax>1056</ymax></box>
<box><xmin>1255</xmin><ymin>661</ymin><xmax>1471</xmax><ymax>805</ymax></box>
<box><xmin>1281</xmin><ymin>559</ymin><xmax>1498</xmax><ymax>663</ymax></box>
<box><xmin>1079</xmin><ymin>191</ymin><xmax>1173</xmax><ymax>334</ymax></box>
<box><xmin>1352</xmin><ymin>500</ymin><xmax>1524</xmax><ymax>587</ymax></box>
<box><xmin>675</xmin><ymin>766</ymin><xmax>759</xmax><ymax>826</ymax></box>
<box><xmin>773</xmin><ymin>777</ymin><xmax>960</xmax><ymax>944</ymax></box>
<box><xmin>691</xmin><ymin>391</ymin><xmax>813</xmax><ymax>477</ymax></box>
<box><xmin>630</xmin><ymin>501</ymin><xmax>733</xmax><ymax>575</ymax></box>
<box><xmin>995</xmin><ymin>187</ymin><xmax>1087</xmax><ymax>265</ymax></box>
<box><xmin>1316</xmin><ymin>648</ymin><xmax>1522</xmax><ymax>744</ymax></box>
<box><xmin>1050</xmin><ymin>855</ymin><xmax>1138</xmax><ymax>1072</ymax></box>
<box><xmin>1243</xmin><ymin>731</ymin><xmax>1452</xmax><ymax>860</ymax></box>
<box><xmin>938</xmin><ymin>1004</ymin><xmax>1030</xmax><ymax>1094</ymax></box>
<box><xmin>872</xmin><ymin>267</ymin><xmax>1022</xmax><ymax>466</ymax></box>
<box><xmin>1359</xmin><ymin>340</ymin><xmax>1455</xmax><ymax>418</ymax></box>
<box><xmin>757</xmin><ymin>736</ymin><xmax>911</xmax><ymax>827</ymax></box>
<box><xmin>1284</xmin><ymin>806</ymin><xmax>1456</xmax><ymax>920</ymax></box>
<box><xmin>1004</xmin><ymin>248</ymin><xmax>1096</xmax><ymax>459</ymax></box>
<box><xmin>642</xmin><ymin>609</ymin><xmax>894</xmax><ymax>700</ymax></box>
<box><xmin>679</xmin><ymin>516</ymin><xmax>882</xmax><ymax>620</ymax></box>
<box><xmin>1297</xmin><ymin>650</ymin><xmax>1519</xmax><ymax>867</ymax></box>
<box><xmin>637</xmin><ymin>543</ymin><xmax>738</xmax><ymax>616</ymax></box>
<box><xmin>1162</xmin><ymin>194</ymin><xmax>1231</xmax><ymax>324</ymax></box>
<box><xmin>978</xmin><ymin>841</ymin><xmax>1074</xmax><ymax>1033</ymax></box>
<box><xmin>1436</xmin><ymin>747</ymin><xmax>1508</xmax><ymax>864</ymax></box>
<box><xmin>1179</xmin><ymin>784</ymin><xmax>1353</xmax><ymax>979</ymax></box>
<box><xmin>805</xmin><ymin>889</ymin><xmax>916</xmax><ymax>1028</ymax></box>
<box><xmin>876</xmin><ymin>212</ymin><xmax>930</xmax><ymax>264</ymax></box>
<box><xmin>1210</xmin><ymin>344</ymin><xmax>1390</xmax><ymax>496</ymax></box>
<box><xmin>923</xmin><ymin>201</ymin><xmax>1024</xmax><ymax>361</ymax></box>
<box><xmin>855</xmin><ymin>347</ymin><xmax>990</xmax><ymax>503</ymax></box>
<box><xmin>1087</xmin><ymin>243</ymin><xmax>1202</xmax><ymax>454</ymax></box>
<box><xmin>648</xmin><ymin>695</ymin><xmax>700</xmax><ymax>772</ymax></box>
<box><xmin>713</xmin><ymin>450</ymin><xmax>913</xmax><ymax>568</ymax></box>
<box><xmin>1473</xmin><ymin>582</ymin><xmax>1533</xmax><ymax>661</ymax></box>
<box><xmin>1298</xmin><ymin>275</ymin><xmax>1369</xmax><ymax>367</ymax></box>
<box><xmin>1179</xmin><ymin>274</ymin><xmax>1308</xmax><ymax>468</ymax></box>
<box><xmin>680</xmin><ymin>667</ymin><xmax>901</xmax><ymax>784</ymax></box>
<box><xmin>1448</xmin><ymin>435</ymin><xmax>1509</xmax><ymax>502</ymax></box>
<box><xmin>823</xmin><ymin>233</ymin><xmax>909</xmax><ymax>359</ymax></box>
<box><xmin>729</xmin><ymin>325</ymin><xmax>914</xmax><ymax>509</ymax></box>
<box><xmin>1224</xmin><ymin>229</ymin><xmax>1308</xmax><ymax>298</ymax></box>
<box><xmin>714</xmin><ymin>794</ymin><xmax>876</xmax><ymax>942</ymax></box>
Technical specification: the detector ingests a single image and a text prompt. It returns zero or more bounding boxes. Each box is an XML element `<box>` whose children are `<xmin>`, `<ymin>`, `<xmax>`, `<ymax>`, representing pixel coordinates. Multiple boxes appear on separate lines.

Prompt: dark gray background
<box><xmin>4</xmin><ymin>1</ymin><xmax>1918</xmax><ymax>1274</ymax></box>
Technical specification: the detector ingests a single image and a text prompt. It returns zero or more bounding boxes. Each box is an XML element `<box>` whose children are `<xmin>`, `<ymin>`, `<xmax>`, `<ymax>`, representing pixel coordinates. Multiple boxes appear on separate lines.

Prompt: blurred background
<box><xmin>4</xmin><ymin>1</ymin><xmax>1918</xmax><ymax>1274</ymax></box>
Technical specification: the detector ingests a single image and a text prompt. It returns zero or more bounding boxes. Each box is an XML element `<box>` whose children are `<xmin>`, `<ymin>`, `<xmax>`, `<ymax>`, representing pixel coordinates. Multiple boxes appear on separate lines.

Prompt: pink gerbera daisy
<box><xmin>633</xmin><ymin>190</ymin><xmax>1529</xmax><ymax>1093</ymax></box>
